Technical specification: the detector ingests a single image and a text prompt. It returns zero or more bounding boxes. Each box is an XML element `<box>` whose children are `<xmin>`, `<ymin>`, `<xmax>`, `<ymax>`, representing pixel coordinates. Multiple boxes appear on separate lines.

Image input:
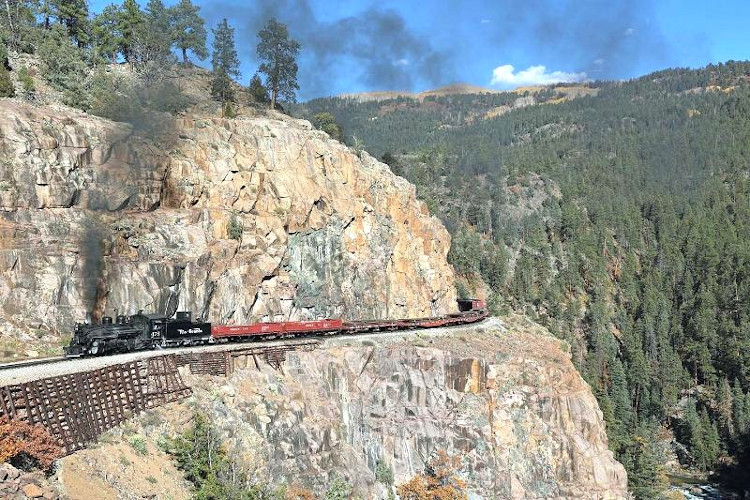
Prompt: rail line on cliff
<box><xmin>0</xmin><ymin>318</ymin><xmax>494</xmax><ymax>457</ymax></box>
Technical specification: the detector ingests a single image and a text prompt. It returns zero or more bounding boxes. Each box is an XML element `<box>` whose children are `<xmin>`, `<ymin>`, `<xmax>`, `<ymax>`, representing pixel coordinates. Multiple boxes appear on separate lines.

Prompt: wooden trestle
<box><xmin>0</xmin><ymin>341</ymin><xmax>318</xmax><ymax>455</ymax></box>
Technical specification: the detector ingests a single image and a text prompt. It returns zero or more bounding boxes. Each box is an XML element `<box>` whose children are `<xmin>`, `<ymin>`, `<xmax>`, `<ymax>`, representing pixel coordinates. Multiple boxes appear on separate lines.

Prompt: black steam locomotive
<box><xmin>65</xmin><ymin>311</ymin><xmax>211</xmax><ymax>357</ymax></box>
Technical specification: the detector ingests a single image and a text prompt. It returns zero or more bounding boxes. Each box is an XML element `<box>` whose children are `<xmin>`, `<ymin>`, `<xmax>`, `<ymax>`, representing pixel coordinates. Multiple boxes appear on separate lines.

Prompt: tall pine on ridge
<box><xmin>170</xmin><ymin>0</ymin><xmax>207</xmax><ymax>64</ymax></box>
<box><xmin>210</xmin><ymin>18</ymin><xmax>240</xmax><ymax>116</ymax></box>
<box><xmin>256</xmin><ymin>18</ymin><xmax>300</xmax><ymax>110</ymax></box>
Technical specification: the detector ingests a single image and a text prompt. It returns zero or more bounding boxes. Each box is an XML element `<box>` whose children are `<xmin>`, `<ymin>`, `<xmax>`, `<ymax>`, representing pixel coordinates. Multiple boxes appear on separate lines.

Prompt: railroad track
<box><xmin>0</xmin><ymin>356</ymin><xmax>67</xmax><ymax>371</ymax></box>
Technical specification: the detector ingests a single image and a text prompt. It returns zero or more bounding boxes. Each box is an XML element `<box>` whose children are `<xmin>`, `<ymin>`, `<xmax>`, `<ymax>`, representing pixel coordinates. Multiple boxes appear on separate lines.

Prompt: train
<box><xmin>64</xmin><ymin>299</ymin><xmax>488</xmax><ymax>358</ymax></box>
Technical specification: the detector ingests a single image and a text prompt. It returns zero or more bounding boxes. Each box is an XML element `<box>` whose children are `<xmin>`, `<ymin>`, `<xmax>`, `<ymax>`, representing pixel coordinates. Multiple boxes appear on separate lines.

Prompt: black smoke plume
<box><xmin>203</xmin><ymin>0</ymin><xmax>704</xmax><ymax>97</ymax></box>
<box><xmin>202</xmin><ymin>0</ymin><xmax>455</xmax><ymax>97</ymax></box>
<box><xmin>80</xmin><ymin>222</ymin><xmax>105</xmax><ymax>316</ymax></box>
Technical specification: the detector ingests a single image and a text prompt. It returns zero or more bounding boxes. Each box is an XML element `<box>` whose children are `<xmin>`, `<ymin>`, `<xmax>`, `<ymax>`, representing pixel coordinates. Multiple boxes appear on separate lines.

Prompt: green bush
<box><xmin>375</xmin><ymin>460</ymin><xmax>394</xmax><ymax>486</ymax></box>
<box><xmin>169</xmin><ymin>412</ymin><xmax>265</xmax><ymax>499</ymax></box>
<box><xmin>324</xmin><ymin>475</ymin><xmax>351</xmax><ymax>500</ymax></box>
<box><xmin>128</xmin><ymin>434</ymin><xmax>148</xmax><ymax>455</ymax></box>
<box><xmin>228</xmin><ymin>215</ymin><xmax>243</xmax><ymax>240</ymax></box>
<box><xmin>37</xmin><ymin>25</ymin><xmax>91</xmax><ymax>109</ymax></box>
<box><xmin>0</xmin><ymin>65</ymin><xmax>14</xmax><ymax>98</ymax></box>
<box><xmin>17</xmin><ymin>66</ymin><xmax>34</xmax><ymax>94</ymax></box>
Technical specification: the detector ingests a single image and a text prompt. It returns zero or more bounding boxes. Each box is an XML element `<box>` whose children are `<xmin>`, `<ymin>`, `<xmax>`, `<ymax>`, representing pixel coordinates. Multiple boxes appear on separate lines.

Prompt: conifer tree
<box><xmin>256</xmin><ymin>18</ymin><xmax>300</xmax><ymax>109</ymax></box>
<box><xmin>51</xmin><ymin>0</ymin><xmax>89</xmax><ymax>45</ymax></box>
<box><xmin>135</xmin><ymin>0</ymin><xmax>175</xmax><ymax>84</ymax></box>
<box><xmin>170</xmin><ymin>0</ymin><xmax>207</xmax><ymax>63</ymax></box>
<box><xmin>210</xmin><ymin>18</ymin><xmax>240</xmax><ymax>113</ymax></box>
<box><xmin>91</xmin><ymin>4</ymin><xmax>121</xmax><ymax>62</ymax></box>
<box><xmin>248</xmin><ymin>72</ymin><xmax>269</xmax><ymax>104</ymax></box>
<box><xmin>117</xmin><ymin>0</ymin><xmax>145</xmax><ymax>62</ymax></box>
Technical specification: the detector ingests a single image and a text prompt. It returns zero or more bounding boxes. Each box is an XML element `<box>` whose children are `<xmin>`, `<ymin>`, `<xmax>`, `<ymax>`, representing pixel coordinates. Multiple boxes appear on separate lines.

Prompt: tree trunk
<box><xmin>182</xmin><ymin>47</ymin><xmax>188</xmax><ymax>64</ymax></box>
<box><xmin>4</xmin><ymin>0</ymin><xmax>15</xmax><ymax>47</ymax></box>
<box><xmin>271</xmin><ymin>87</ymin><xmax>277</xmax><ymax>110</ymax></box>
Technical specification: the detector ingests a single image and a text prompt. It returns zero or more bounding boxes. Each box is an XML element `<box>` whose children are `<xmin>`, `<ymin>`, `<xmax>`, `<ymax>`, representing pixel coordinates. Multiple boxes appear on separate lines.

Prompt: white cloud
<box><xmin>480</xmin><ymin>19</ymin><xmax>491</xmax><ymax>24</ymax></box>
<box><xmin>394</xmin><ymin>58</ymin><xmax>409</xmax><ymax>67</ymax></box>
<box><xmin>624</xmin><ymin>27</ymin><xmax>635</xmax><ymax>36</ymax></box>
<box><xmin>490</xmin><ymin>64</ymin><xmax>588</xmax><ymax>87</ymax></box>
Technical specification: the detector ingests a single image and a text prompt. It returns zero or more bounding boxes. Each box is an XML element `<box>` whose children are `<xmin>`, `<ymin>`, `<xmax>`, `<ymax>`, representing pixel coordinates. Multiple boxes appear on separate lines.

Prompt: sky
<box><xmin>91</xmin><ymin>0</ymin><xmax>750</xmax><ymax>100</ymax></box>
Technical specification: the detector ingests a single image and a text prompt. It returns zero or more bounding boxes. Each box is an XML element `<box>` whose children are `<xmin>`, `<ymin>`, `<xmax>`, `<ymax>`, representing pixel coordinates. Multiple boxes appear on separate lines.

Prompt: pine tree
<box><xmin>51</xmin><ymin>0</ymin><xmax>89</xmax><ymax>45</ymax></box>
<box><xmin>91</xmin><ymin>4</ymin><xmax>121</xmax><ymax>62</ymax></box>
<box><xmin>248</xmin><ymin>72</ymin><xmax>269</xmax><ymax>104</ymax></box>
<box><xmin>256</xmin><ymin>18</ymin><xmax>300</xmax><ymax>109</ymax></box>
<box><xmin>134</xmin><ymin>0</ymin><xmax>175</xmax><ymax>84</ymax></box>
<box><xmin>169</xmin><ymin>0</ymin><xmax>207</xmax><ymax>63</ymax></box>
<box><xmin>210</xmin><ymin>18</ymin><xmax>240</xmax><ymax>113</ymax></box>
<box><xmin>117</xmin><ymin>0</ymin><xmax>145</xmax><ymax>62</ymax></box>
<box><xmin>622</xmin><ymin>421</ymin><xmax>668</xmax><ymax>499</ymax></box>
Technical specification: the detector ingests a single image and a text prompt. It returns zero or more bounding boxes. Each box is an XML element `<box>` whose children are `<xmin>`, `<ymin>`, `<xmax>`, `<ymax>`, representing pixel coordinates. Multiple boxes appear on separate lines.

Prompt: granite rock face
<box><xmin>182</xmin><ymin>318</ymin><xmax>628</xmax><ymax>499</ymax></box>
<box><xmin>0</xmin><ymin>100</ymin><xmax>455</xmax><ymax>349</ymax></box>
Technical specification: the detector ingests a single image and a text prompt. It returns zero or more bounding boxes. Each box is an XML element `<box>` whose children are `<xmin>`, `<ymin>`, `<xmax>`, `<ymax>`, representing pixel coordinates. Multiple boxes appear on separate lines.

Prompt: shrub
<box><xmin>375</xmin><ymin>460</ymin><xmax>394</xmax><ymax>486</ymax></box>
<box><xmin>324</xmin><ymin>474</ymin><xmax>351</xmax><ymax>500</ymax></box>
<box><xmin>397</xmin><ymin>451</ymin><xmax>467</xmax><ymax>500</ymax></box>
<box><xmin>224</xmin><ymin>101</ymin><xmax>237</xmax><ymax>118</ymax></box>
<box><xmin>128</xmin><ymin>434</ymin><xmax>148</xmax><ymax>455</ymax></box>
<box><xmin>37</xmin><ymin>25</ymin><xmax>91</xmax><ymax>109</ymax></box>
<box><xmin>0</xmin><ymin>417</ymin><xmax>63</xmax><ymax>471</ymax></box>
<box><xmin>146</xmin><ymin>475</ymin><xmax>157</xmax><ymax>484</ymax></box>
<box><xmin>0</xmin><ymin>65</ymin><xmax>14</xmax><ymax>98</ymax></box>
<box><xmin>17</xmin><ymin>66</ymin><xmax>34</xmax><ymax>94</ymax></box>
<box><xmin>169</xmin><ymin>412</ymin><xmax>253</xmax><ymax>498</ymax></box>
<box><xmin>228</xmin><ymin>215</ymin><xmax>243</xmax><ymax>240</ymax></box>
<box><xmin>312</xmin><ymin>112</ymin><xmax>344</xmax><ymax>142</ymax></box>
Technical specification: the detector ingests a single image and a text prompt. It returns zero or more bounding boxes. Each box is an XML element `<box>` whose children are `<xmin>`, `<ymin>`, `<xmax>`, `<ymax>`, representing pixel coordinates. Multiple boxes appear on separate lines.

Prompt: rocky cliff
<box><xmin>0</xmin><ymin>99</ymin><xmax>455</xmax><ymax>356</ymax></box>
<box><xmin>53</xmin><ymin>318</ymin><xmax>628</xmax><ymax>499</ymax></box>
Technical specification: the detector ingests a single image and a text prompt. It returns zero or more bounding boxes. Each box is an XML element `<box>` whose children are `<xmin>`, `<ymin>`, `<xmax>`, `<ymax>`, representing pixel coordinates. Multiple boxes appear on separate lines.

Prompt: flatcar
<box><xmin>64</xmin><ymin>299</ymin><xmax>487</xmax><ymax>358</ymax></box>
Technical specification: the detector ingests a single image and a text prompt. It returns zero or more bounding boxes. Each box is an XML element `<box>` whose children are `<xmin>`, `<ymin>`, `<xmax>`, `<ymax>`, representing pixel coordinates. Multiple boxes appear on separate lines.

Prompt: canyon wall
<box><xmin>0</xmin><ymin>100</ymin><xmax>455</xmax><ymax>354</ymax></box>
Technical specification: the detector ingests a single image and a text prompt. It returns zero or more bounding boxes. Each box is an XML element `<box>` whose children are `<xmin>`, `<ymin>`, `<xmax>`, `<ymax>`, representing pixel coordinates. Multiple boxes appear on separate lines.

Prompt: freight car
<box><xmin>64</xmin><ymin>299</ymin><xmax>487</xmax><ymax>357</ymax></box>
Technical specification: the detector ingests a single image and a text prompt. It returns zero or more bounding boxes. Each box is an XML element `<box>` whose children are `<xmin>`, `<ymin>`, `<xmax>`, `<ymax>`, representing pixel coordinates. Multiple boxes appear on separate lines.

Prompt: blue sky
<box><xmin>91</xmin><ymin>0</ymin><xmax>750</xmax><ymax>100</ymax></box>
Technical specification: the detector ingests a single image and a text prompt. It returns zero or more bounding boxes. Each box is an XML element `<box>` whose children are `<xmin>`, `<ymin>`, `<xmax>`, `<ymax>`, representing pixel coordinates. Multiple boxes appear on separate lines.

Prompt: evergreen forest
<box><xmin>294</xmin><ymin>63</ymin><xmax>750</xmax><ymax>496</ymax></box>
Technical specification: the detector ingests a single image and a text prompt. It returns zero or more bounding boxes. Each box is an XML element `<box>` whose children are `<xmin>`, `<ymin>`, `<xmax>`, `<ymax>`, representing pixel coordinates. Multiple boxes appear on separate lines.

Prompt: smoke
<box><xmin>201</xmin><ymin>0</ymin><xmax>706</xmax><ymax>97</ymax></box>
<box><xmin>80</xmin><ymin>222</ymin><xmax>105</xmax><ymax>315</ymax></box>
<box><xmin>201</xmin><ymin>0</ymin><xmax>455</xmax><ymax>98</ymax></box>
<box><xmin>483</xmin><ymin>0</ymin><xmax>691</xmax><ymax>80</ymax></box>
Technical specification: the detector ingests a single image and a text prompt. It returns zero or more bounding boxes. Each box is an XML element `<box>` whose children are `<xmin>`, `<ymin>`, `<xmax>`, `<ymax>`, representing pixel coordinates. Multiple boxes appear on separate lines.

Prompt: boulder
<box><xmin>22</xmin><ymin>483</ymin><xmax>44</xmax><ymax>498</ymax></box>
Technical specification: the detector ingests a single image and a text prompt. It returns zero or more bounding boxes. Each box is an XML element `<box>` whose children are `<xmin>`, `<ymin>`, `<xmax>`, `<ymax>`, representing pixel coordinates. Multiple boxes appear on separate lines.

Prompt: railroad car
<box><xmin>65</xmin><ymin>299</ymin><xmax>487</xmax><ymax>358</ymax></box>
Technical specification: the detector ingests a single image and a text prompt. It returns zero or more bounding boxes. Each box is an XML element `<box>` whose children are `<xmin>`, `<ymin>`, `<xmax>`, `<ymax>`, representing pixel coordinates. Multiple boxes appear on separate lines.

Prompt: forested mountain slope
<box><xmin>293</xmin><ymin>62</ymin><xmax>750</xmax><ymax>497</ymax></box>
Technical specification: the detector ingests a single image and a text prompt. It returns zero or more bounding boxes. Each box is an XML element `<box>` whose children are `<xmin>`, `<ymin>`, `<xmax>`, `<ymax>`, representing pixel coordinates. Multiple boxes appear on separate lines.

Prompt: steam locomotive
<box><xmin>64</xmin><ymin>299</ymin><xmax>487</xmax><ymax>358</ymax></box>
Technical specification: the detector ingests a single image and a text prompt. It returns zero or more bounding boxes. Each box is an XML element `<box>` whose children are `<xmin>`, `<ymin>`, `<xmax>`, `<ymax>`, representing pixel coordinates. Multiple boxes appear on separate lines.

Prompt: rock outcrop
<box><xmin>58</xmin><ymin>318</ymin><xmax>628</xmax><ymax>498</ymax></box>
<box><xmin>0</xmin><ymin>100</ymin><xmax>455</xmax><ymax>354</ymax></box>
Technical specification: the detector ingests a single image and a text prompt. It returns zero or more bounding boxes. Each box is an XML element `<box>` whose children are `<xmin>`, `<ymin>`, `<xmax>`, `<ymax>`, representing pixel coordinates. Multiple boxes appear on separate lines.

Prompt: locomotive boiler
<box><xmin>65</xmin><ymin>311</ymin><xmax>211</xmax><ymax>357</ymax></box>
